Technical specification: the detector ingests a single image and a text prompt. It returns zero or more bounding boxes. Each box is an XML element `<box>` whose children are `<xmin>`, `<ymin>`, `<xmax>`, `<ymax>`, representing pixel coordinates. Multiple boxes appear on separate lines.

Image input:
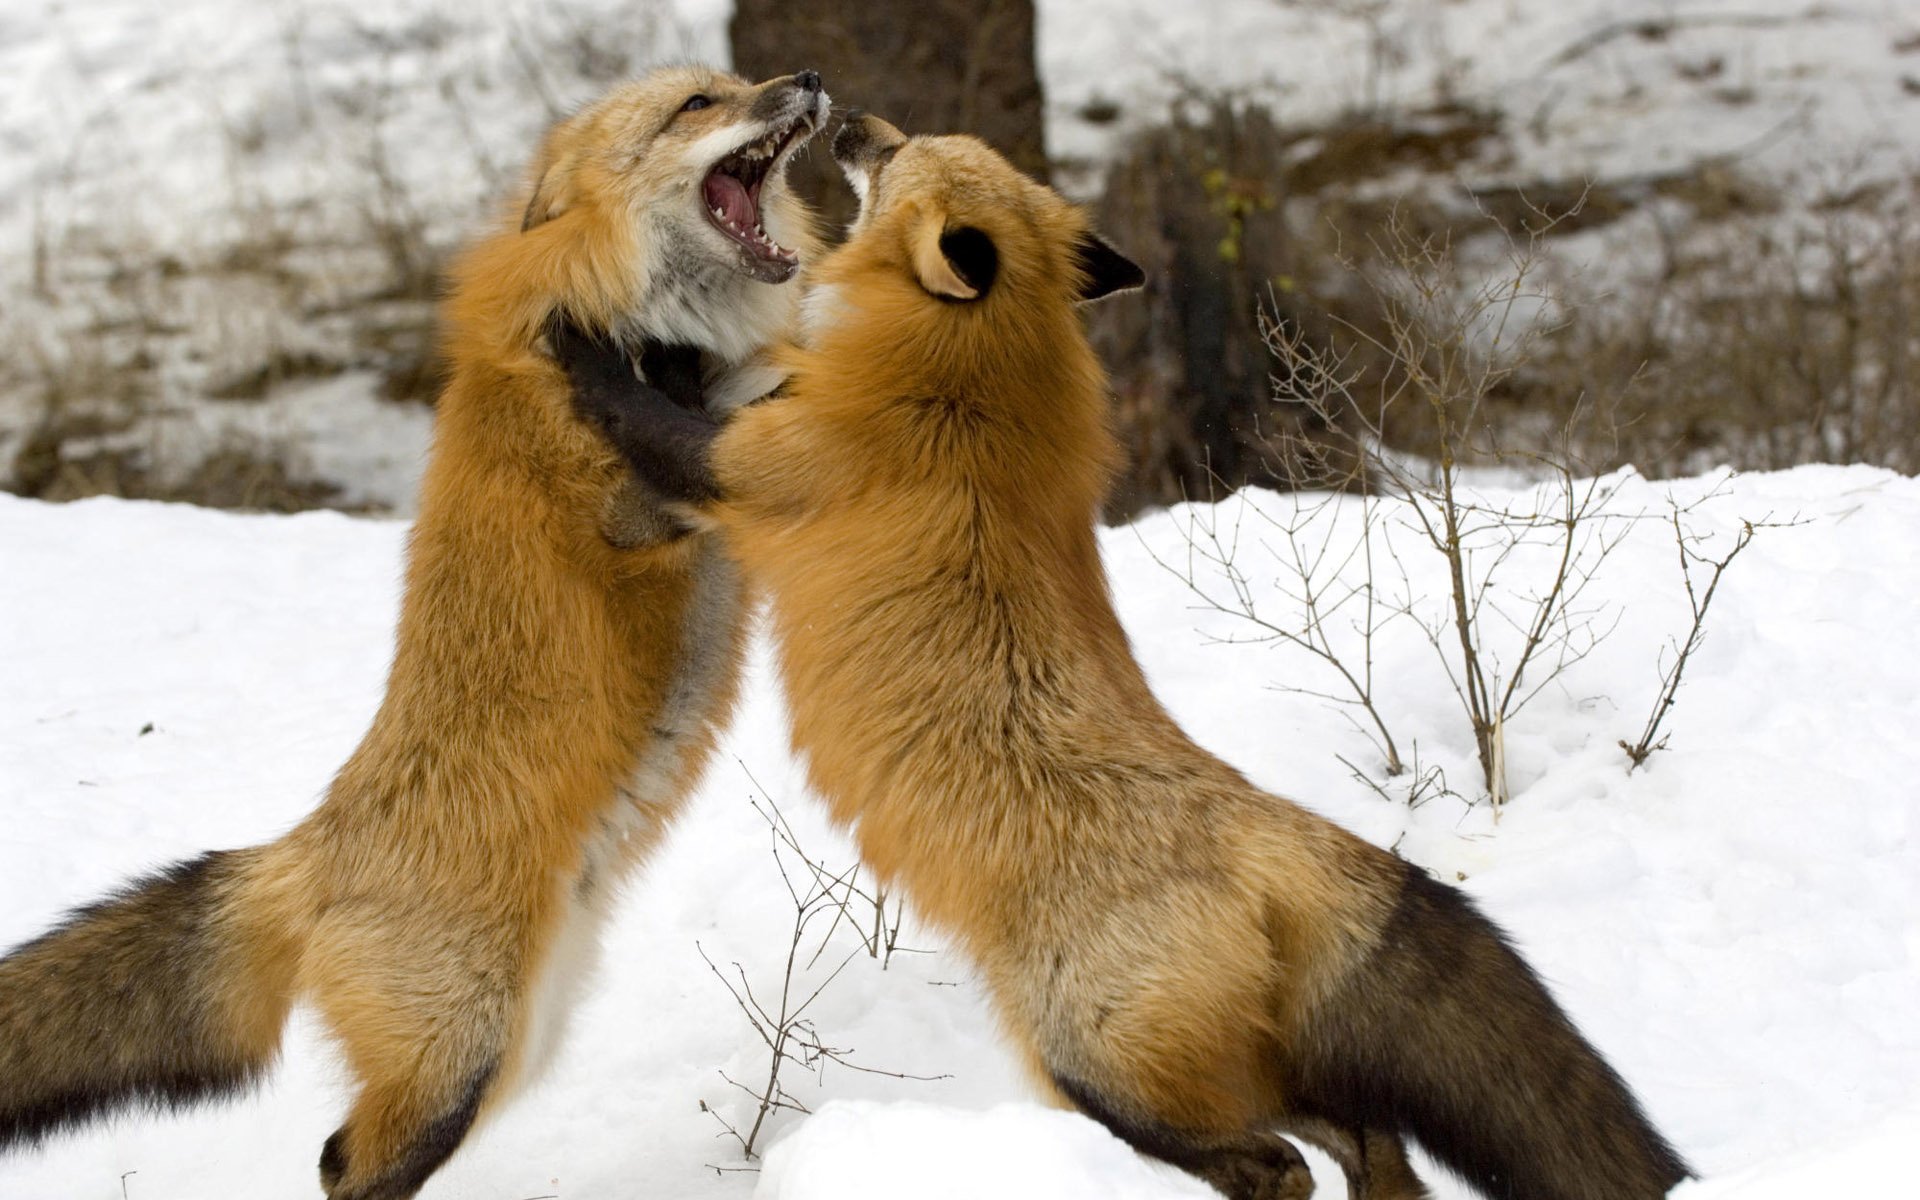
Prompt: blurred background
<box><xmin>3</xmin><ymin>0</ymin><xmax>1916</xmax><ymax>518</ymax></box>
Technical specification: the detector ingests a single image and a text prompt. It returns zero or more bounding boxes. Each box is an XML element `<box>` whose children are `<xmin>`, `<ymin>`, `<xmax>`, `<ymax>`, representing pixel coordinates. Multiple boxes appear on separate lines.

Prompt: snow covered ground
<box><xmin>2</xmin><ymin>464</ymin><xmax>1915</xmax><ymax>1197</ymax></box>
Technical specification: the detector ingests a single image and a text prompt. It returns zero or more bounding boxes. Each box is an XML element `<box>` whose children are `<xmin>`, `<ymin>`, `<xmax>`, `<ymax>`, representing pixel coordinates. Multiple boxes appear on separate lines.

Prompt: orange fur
<box><xmin>0</xmin><ymin>66</ymin><xmax>826</xmax><ymax>1200</ymax></box>
<box><xmin>682</xmin><ymin>118</ymin><xmax>1687</xmax><ymax>1200</ymax></box>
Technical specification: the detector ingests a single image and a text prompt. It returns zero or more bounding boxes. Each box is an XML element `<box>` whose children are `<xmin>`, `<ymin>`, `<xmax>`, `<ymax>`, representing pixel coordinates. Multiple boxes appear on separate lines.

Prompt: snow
<box><xmin>755</xmin><ymin>1101</ymin><xmax>1218</xmax><ymax>1200</ymax></box>
<box><xmin>1038</xmin><ymin>1</ymin><xmax>1920</xmax><ymax>187</ymax></box>
<box><xmin>1674</xmin><ymin>1108</ymin><xmax>1920</xmax><ymax>1199</ymax></box>
<box><xmin>3</xmin><ymin>464</ymin><xmax>1916</xmax><ymax>1197</ymax></box>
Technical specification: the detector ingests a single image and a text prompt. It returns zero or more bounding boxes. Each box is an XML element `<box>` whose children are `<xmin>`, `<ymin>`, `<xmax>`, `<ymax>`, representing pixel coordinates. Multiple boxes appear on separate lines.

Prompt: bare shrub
<box><xmin>10</xmin><ymin>303</ymin><xmax>159</xmax><ymax>500</ymax></box>
<box><xmin>1621</xmin><ymin>484</ymin><xmax>1801</xmax><ymax>769</ymax></box>
<box><xmin>1523</xmin><ymin>175</ymin><xmax>1920</xmax><ymax>476</ymax></box>
<box><xmin>1085</xmin><ymin>73</ymin><xmax>1915</xmax><ymax>524</ymax></box>
<box><xmin>1264</xmin><ymin>208</ymin><xmax>1648</xmax><ymax>807</ymax></box>
<box><xmin>1148</xmin><ymin>474</ymin><xmax>1409</xmax><ymax>779</ymax></box>
<box><xmin>1157</xmin><ymin>198</ymin><xmax>1787</xmax><ymax>806</ymax></box>
<box><xmin>1087</xmin><ymin>95</ymin><xmax>1503</xmax><ymax>518</ymax></box>
<box><xmin>698</xmin><ymin>770</ymin><xmax>938</xmax><ymax>1165</ymax></box>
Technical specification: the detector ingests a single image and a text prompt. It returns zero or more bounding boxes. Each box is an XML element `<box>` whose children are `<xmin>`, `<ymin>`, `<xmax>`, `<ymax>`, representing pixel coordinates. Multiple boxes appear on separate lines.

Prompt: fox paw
<box><xmin>1195</xmin><ymin>1133</ymin><xmax>1315</xmax><ymax>1200</ymax></box>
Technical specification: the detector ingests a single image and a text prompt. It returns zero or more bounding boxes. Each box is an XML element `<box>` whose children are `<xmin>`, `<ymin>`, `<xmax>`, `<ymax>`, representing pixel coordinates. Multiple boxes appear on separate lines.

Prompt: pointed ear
<box><xmin>910</xmin><ymin>209</ymin><xmax>997</xmax><ymax>301</ymax></box>
<box><xmin>521</xmin><ymin>154</ymin><xmax>573</xmax><ymax>232</ymax></box>
<box><xmin>1072</xmin><ymin>232</ymin><xmax>1145</xmax><ymax>302</ymax></box>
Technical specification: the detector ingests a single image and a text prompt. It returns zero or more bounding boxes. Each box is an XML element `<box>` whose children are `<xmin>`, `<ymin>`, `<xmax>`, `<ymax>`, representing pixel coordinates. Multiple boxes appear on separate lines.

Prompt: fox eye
<box><xmin>680</xmin><ymin>95</ymin><xmax>712</xmax><ymax>112</ymax></box>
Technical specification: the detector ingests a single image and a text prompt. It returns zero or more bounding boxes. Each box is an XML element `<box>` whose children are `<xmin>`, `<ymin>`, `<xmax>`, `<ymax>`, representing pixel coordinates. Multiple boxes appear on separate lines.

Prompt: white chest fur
<box><xmin>514</xmin><ymin>543</ymin><xmax>743</xmax><ymax>1090</ymax></box>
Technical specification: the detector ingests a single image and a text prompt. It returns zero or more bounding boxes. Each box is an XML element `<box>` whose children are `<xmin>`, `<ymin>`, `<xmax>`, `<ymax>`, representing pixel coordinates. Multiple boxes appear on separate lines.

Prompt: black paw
<box><xmin>547</xmin><ymin>318</ymin><xmax>661</xmax><ymax>433</ymax></box>
<box><xmin>546</xmin><ymin>316</ymin><xmax>725</xmax><ymax>506</ymax></box>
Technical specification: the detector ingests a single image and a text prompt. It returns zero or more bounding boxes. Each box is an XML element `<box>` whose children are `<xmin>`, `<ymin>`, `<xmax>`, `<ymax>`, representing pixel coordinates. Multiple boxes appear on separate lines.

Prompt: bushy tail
<box><xmin>0</xmin><ymin>848</ymin><xmax>302</xmax><ymax>1150</ymax></box>
<box><xmin>1297</xmin><ymin>863</ymin><xmax>1690</xmax><ymax>1200</ymax></box>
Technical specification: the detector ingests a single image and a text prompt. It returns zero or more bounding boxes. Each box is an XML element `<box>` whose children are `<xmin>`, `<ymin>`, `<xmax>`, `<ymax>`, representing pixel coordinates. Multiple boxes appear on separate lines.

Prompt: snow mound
<box><xmin>754</xmin><ymin>1101</ymin><xmax>1218</xmax><ymax>1200</ymax></box>
<box><xmin>1672</xmin><ymin>1108</ymin><xmax>1920</xmax><ymax>1199</ymax></box>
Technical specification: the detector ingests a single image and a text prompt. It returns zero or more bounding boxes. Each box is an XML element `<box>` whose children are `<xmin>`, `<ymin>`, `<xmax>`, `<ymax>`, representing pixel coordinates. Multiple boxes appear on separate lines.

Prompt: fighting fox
<box><xmin>0</xmin><ymin>66</ymin><xmax>826</xmax><ymax>1200</ymax></box>
<box><xmin>555</xmin><ymin>113</ymin><xmax>1692</xmax><ymax>1200</ymax></box>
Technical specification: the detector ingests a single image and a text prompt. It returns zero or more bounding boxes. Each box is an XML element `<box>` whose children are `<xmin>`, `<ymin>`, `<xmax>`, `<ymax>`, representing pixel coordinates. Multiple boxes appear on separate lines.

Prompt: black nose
<box><xmin>794</xmin><ymin>69</ymin><xmax>822</xmax><ymax>93</ymax></box>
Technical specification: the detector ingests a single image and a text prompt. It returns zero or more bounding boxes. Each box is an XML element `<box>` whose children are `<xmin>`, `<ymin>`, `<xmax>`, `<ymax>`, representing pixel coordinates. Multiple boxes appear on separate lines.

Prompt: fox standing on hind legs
<box><xmin>558</xmin><ymin>114</ymin><xmax>1693</xmax><ymax>1200</ymax></box>
<box><xmin>0</xmin><ymin>66</ymin><xmax>828</xmax><ymax>1199</ymax></box>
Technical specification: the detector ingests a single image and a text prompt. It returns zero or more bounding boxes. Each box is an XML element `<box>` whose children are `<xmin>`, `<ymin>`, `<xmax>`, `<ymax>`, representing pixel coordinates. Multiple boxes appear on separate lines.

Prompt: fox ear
<box><xmin>910</xmin><ymin>209</ymin><xmax>996</xmax><ymax>301</ymax></box>
<box><xmin>1072</xmin><ymin>232</ymin><xmax>1145</xmax><ymax>302</ymax></box>
<box><xmin>521</xmin><ymin>156</ymin><xmax>573</xmax><ymax>232</ymax></box>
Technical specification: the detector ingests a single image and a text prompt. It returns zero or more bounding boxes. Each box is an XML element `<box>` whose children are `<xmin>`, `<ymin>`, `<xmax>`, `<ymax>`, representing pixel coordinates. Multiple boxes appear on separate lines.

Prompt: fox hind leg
<box><xmin>315</xmin><ymin>982</ymin><xmax>510</xmax><ymax>1200</ymax></box>
<box><xmin>1287</xmin><ymin>1119</ymin><xmax>1431</xmax><ymax>1200</ymax></box>
<box><xmin>318</xmin><ymin>1061</ymin><xmax>496</xmax><ymax>1200</ymax></box>
<box><xmin>1052</xmin><ymin>1074</ymin><xmax>1313</xmax><ymax>1200</ymax></box>
<box><xmin>303</xmin><ymin>914</ymin><xmax>530</xmax><ymax>1200</ymax></box>
<box><xmin>1186</xmin><ymin>1133</ymin><xmax>1316</xmax><ymax>1200</ymax></box>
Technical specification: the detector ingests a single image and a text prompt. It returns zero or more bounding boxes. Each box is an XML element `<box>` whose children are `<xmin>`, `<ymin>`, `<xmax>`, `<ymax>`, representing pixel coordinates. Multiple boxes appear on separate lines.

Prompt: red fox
<box><xmin>554</xmin><ymin>113</ymin><xmax>1692</xmax><ymax>1200</ymax></box>
<box><xmin>0</xmin><ymin>66</ymin><xmax>827</xmax><ymax>1200</ymax></box>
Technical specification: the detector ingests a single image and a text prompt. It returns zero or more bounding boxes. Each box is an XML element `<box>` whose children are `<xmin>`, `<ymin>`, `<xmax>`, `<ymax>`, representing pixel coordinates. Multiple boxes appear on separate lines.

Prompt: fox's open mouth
<box><xmin>703</xmin><ymin>114</ymin><xmax>814</xmax><ymax>273</ymax></box>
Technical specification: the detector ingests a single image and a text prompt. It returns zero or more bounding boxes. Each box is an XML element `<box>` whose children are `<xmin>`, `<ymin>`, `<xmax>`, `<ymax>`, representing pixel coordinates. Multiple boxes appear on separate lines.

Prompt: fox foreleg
<box><xmin>549</xmin><ymin>318</ymin><xmax>723</xmax><ymax>506</ymax></box>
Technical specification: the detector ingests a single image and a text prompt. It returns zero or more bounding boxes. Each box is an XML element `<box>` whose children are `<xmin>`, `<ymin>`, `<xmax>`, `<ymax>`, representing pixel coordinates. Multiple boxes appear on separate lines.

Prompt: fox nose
<box><xmin>794</xmin><ymin>69</ymin><xmax>822</xmax><ymax>94</ymax></box>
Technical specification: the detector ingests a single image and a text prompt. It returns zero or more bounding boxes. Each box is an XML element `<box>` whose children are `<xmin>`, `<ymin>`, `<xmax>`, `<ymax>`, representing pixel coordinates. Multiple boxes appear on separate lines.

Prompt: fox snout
<box><xmin>753</xmin><ymin>70</ymin><xmax>826</xmax><ymax>125</ymax></box>
<box><xmin>832</xmin><ymin>111</ymin><xmax>906</xmax><ymax>172</ymax></box>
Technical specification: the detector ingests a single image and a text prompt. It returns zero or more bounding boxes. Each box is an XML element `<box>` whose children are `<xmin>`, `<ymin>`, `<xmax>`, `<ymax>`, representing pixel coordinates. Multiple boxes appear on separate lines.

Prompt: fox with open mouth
<box><xmin>520</xmin><ymin>65</ymin><xmax>829</xmax><ymax>388</ymax></box>
<box><xmin>0</xmin><ymin>67</ymin><xmax>827</xmax><ymax>1200</ymax></box>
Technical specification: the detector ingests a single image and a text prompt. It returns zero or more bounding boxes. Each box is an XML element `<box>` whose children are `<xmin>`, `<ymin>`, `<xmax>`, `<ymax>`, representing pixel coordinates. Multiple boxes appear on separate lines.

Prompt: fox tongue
<box><xmin>705</xmin><ymin>172</ymin><xmax>757</xmax><ymax>234</ymax></box>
